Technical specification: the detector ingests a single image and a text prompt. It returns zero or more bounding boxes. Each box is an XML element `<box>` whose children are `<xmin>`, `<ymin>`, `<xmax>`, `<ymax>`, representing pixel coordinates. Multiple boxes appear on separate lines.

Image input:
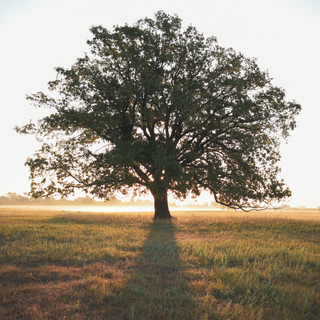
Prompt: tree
<box><xmin>16</xmin><ymin>11</ymin><xmax>301</xmax><ymax>219</ymax></box>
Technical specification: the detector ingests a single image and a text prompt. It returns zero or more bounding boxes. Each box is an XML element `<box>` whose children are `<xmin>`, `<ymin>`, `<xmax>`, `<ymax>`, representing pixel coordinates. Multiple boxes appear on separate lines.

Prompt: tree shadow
<box><xmin>115</xmin><ymin>219</ymin><xmax>195</xmax><ymax>319</ymax></box>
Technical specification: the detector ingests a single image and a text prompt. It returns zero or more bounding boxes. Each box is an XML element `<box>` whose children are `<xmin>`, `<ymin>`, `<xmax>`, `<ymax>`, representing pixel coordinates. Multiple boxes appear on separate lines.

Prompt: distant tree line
<box><xmin>0</xmin><ymin>192</ymin><xmax>222</xmax><ymax>208</ymax></box>
<box><xmin>0</xmin><ymin>192</ymin><xmax>149</xmax><ymax>206</ymax></box>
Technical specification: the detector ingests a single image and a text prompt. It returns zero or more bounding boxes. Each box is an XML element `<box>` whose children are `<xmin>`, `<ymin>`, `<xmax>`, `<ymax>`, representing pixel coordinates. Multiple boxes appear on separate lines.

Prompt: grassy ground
<box><xmin>0</xmin><ymin>208</ymin><xmax>319</xmax><ymax>319</ymax></box>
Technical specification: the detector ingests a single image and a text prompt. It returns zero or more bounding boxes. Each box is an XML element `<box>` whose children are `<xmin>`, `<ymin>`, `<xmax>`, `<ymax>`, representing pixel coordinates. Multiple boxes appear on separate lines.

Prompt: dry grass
<box><xmin>0</xmin><ymin>207</ymin><xmax>319</xmax><ymax>319</ymax></box>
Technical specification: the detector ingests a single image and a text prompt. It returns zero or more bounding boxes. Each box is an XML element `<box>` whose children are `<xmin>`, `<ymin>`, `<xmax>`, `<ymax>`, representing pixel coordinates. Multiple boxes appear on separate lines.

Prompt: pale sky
<box><xmin>1</xmin><ymin>0</ymin><xmax>319</xmax><ymax>207</ymax></box>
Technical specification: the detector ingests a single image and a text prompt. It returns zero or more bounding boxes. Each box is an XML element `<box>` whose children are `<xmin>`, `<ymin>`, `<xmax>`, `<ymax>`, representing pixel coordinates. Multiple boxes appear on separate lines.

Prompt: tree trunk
<box><xmin>152</xmin><ymin>189</ymin><xmax>172</xmax><ymax>220</ymax></box>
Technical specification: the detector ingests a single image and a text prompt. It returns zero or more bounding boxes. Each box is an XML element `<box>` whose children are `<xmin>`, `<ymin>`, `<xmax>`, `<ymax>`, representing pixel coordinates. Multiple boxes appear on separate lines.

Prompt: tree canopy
<box><xmin>16</xmin><ymin>11</ymin><xmax>301</xmax><ymax>219</ymax></box>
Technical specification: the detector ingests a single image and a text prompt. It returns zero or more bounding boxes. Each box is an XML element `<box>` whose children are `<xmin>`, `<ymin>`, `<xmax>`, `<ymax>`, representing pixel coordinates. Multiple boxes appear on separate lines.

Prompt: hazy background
<box><xmin>1</xmin><ymin>0</ymin><xmax>319</xmax><ymax>207</ymax></box>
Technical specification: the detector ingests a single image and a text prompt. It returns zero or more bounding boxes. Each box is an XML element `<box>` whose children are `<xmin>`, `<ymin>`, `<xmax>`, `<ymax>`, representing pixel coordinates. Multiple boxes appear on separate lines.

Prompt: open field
<box><xmin>0</xmin><ymin>207</ymin><xmax>319</xmax><ymax>319</ymax></box>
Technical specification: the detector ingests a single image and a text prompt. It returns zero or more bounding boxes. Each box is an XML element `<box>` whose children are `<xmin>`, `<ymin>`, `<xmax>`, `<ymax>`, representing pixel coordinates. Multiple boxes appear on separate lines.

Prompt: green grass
<box><xmin>0</xmin><ymin>209</ymin><xmax>319</xmax><ymax>319</ymax></box>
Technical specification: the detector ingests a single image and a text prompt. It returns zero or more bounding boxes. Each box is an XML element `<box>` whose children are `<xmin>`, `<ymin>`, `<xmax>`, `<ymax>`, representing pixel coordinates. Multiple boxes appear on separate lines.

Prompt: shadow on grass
<box><xmin>112</xmin><ymin>219</ymin><xmax>195</xmax><ymax>320</ymax></box>
<box><xmin>0</xmin><ymin>215</ymin><xmax>197</xmax><ymax>319</ymax></box>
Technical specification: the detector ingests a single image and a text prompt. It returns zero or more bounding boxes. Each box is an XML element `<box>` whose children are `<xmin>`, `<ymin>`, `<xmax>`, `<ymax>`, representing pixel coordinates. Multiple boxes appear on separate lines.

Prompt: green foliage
<box><xmin>16</xmin><ymin>11</ymin><xmax>301</xmax><ymax>212</ymax></box>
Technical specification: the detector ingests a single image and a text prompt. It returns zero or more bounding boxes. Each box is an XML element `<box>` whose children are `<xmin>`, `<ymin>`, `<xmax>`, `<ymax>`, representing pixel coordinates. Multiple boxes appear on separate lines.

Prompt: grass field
<box><xmin>0</xmin><ymin>207</ymin><xmax>319</xmax><ymax>319</ymax></box>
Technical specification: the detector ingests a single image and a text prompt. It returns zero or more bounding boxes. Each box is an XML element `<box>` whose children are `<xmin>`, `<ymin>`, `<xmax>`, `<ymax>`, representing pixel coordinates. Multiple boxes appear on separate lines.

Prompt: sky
<box><xmin>0</xmin><ymin>0</ymin><xmax>319</xmax><ymax>207</ymax></box>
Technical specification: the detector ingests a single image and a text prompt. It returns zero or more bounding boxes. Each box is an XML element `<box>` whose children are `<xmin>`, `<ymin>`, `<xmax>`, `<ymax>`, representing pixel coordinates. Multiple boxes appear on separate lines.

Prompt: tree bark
<box><xmin>152</xmin><ymin>189</ymin><xmax>172</xmax><ymax>220</ymax></box>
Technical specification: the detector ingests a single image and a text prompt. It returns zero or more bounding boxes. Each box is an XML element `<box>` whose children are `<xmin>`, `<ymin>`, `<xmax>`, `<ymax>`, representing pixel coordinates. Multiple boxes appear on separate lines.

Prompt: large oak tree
<box><xmin>16</xmin><ymin>11</ymin><xmax>301</xmax><ymax>219</ymax></box>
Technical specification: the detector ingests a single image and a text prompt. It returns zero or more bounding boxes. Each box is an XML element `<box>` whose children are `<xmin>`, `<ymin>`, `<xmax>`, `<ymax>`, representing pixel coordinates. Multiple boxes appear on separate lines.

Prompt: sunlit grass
<box><xmin>0</xmin><ymin>208</ymin><xmax>319</xmax><ymax>319</ymax></box>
